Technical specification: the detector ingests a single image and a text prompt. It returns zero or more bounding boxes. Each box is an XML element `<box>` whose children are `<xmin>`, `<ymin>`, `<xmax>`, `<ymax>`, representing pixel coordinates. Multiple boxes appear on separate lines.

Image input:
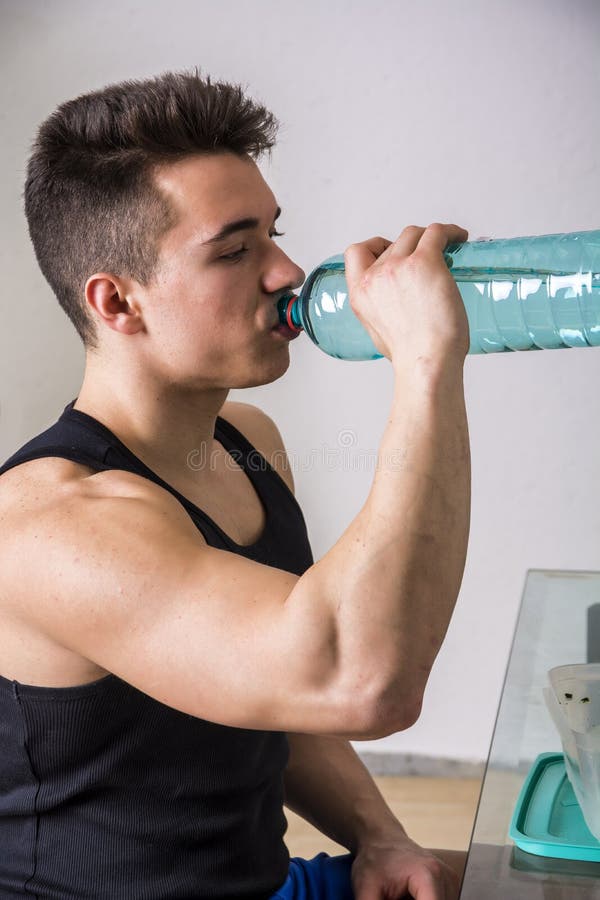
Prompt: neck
<box><xmin>73</xmin><ymin>353</ymin><xmax>230</xmax><ymax>488</ymax></box>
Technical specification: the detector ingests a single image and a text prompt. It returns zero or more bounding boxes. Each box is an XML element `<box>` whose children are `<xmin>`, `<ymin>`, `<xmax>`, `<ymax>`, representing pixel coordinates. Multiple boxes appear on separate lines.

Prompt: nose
<box><xmin>263</xmin><ymin>245</ymin><xmax>305</xmax><ymax>296</ymax></box>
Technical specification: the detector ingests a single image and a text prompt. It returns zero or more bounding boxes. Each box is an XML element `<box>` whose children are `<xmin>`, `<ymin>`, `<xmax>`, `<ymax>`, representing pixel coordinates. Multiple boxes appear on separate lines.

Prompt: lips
<box><xmin>269</xmin><ymin>294</ymin><xmax>294</xmax><ymax>332</ymax></box>
<box><xmin>272</xmin><ymin>323</ymin><xmax>301</xmax><ymax>340</ymax></box>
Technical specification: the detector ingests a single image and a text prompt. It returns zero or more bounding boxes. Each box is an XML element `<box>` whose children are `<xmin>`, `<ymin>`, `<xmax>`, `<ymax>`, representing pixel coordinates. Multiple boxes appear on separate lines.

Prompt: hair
<box><xmin>23</xmin><ymin>69</ymin><xmax>280</xmax><ymax>349</ymax></box>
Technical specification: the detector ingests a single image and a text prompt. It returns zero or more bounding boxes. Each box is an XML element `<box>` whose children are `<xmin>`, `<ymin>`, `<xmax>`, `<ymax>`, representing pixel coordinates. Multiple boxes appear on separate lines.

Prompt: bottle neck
<box><xmin>277</xmin><ymin>293</ymin><xmax>303</xmax><ymax>332</ymax></box>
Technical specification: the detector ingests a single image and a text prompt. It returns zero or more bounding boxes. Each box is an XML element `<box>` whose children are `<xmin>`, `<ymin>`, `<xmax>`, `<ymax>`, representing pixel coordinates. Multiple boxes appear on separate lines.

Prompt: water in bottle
<box><xmin>277</xmin><ymin>230</ymin><xmax>600</xmax><ymax>360</ymax></box>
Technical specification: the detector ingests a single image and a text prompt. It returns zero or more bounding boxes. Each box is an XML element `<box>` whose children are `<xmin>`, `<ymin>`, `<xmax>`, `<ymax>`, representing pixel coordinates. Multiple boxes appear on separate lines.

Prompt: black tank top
<box><xmin>0</xmin><ymin>399</ymin><xmax>314</xmax><ymax>900</ymax></box>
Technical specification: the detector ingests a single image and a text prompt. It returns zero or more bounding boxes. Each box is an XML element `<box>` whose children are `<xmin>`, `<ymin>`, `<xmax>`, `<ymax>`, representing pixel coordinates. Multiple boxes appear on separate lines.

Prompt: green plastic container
<box><xmin>510</xmin><ymin>752</ymin><xmax>600</xmax><ymax>861</ymax></box>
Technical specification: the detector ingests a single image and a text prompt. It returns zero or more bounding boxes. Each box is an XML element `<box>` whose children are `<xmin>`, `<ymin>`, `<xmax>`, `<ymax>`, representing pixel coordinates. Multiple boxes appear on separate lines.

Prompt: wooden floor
<box><xmin>284</xmin><ymin>775</ymin><xmax>483</xmax><ymax>858</ymax></box>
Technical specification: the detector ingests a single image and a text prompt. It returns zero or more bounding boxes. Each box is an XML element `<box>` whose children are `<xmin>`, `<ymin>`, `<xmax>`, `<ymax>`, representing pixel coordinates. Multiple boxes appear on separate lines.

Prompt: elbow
<box><xmin>344</xmin><ymin>681</ymin><xmax>425</xmax><ymax>740</ymax></box>
<box><xmin>369</xmin><ymin>692</ymin><xmax>424</xmax><ymax>739</ymax></box>
<box><xmin>387</xmin><ymin>692</ymin><xmax>424</xmax><ymax>732</ymax></box>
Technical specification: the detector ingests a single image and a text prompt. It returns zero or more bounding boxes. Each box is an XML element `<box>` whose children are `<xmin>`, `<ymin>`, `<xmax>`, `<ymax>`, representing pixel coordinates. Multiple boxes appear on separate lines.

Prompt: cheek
<box><xmin>144</xmin><ymin>263</ymin><xmax>257</xmax><ymax>351</ymax></box>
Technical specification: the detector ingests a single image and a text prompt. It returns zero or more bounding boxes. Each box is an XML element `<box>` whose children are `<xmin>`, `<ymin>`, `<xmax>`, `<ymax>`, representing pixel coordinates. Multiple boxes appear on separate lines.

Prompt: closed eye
<box><xmin>219</xmin><ymin>246</ymin><xmax>249</xmax><ymax>262</ymax></box>
<box><xmin>219</xmin><ymin>230</ymin><xmax>286</xmax><ymax>263</ymax></box>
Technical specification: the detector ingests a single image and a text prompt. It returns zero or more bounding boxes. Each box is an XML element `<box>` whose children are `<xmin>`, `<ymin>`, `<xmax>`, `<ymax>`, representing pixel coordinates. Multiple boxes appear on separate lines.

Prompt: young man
<box><xmin>0</xmin><ymin>71</ymin><xmax>472</xmax><ymax>899</ymax></box>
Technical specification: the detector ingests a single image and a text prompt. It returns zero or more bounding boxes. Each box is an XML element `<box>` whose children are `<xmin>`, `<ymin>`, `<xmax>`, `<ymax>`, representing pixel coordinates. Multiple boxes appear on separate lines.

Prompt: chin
<box><xmin>235</xmin><ymin>347</ymin><xmax>291</xmax><ymax>389</ymax></box>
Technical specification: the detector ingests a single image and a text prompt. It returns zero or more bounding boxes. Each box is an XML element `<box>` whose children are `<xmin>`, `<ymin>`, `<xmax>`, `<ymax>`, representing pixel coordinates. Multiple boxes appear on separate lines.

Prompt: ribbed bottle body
<box><xmin>280</xmin><ymin>231</ymin><xmax>600</xmax><ymax>360</ymax></box>
<box><xmin>446</xmin><ymin>230</ymin><xmax>600</xmax><ymax>353</ymax></box>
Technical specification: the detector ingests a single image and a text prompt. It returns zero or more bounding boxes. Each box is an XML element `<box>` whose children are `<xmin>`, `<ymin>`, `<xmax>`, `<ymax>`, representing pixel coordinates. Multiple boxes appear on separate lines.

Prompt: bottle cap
<box><xmin>277</xmin><ymin>293</ymin><xmax>302</xmax><ymax>333</ymax></box>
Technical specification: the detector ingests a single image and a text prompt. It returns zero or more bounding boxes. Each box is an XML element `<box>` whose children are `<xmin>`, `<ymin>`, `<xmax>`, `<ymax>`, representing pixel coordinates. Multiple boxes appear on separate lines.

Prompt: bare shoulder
<box><xmin>220</xmin><ymin>400</ymin><xmax>295</xmax><ymax>494</ymax></box>
<box><xmin>0</xmin><ymin>457</ymin><xmax>202</xmax><ymax>598</ymax></box>
<box><xmin>0</xmin><ymin>454</ymin><xmax>170</xmax><ymax>523</ymax></box>
<box><xmin>0</xmin><ymin>456</ymin><xmax>94</xmax><ymax>527</ymax></box>
<box><xmin>0</xmin><ymin>456</ymin><xmax>197</xmax><ymax>687</ymax></box>
<box><xmin>0</xmin><ymin>456</ymin><xmax>198</xmax><ymax>605</ymax></box>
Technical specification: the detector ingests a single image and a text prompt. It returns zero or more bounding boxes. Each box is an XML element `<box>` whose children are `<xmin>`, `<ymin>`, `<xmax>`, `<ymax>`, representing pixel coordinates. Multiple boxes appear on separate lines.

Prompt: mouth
<box><xmin>270</xmin><ymin>322</ymin><xmax>301</xmax><ymax>340</ymax></box>
<box><xmin>267</xmin><ymin>294</ymin><xmax>302</xmax><ymax>340</ymax></box>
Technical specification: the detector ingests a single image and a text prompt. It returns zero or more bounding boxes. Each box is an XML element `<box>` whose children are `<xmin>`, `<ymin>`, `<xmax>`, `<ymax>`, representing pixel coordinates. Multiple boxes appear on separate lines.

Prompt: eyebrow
<box><xmin>201</xmin><ymin>206</ymin><xmax>282</xmax><ymax>245</ymax></box>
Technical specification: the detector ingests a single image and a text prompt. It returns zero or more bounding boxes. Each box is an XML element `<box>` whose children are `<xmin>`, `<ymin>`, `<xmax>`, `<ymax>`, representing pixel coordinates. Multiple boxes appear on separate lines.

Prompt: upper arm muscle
<box><xmin>9</xmin><ymin>476</ymin><xmax>356</xmax><ymax>734</ymax></box>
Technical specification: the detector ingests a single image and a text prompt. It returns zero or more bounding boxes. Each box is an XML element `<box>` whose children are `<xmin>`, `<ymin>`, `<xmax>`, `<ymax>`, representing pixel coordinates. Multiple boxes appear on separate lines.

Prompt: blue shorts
<box><xmin>269</xmin><ymin>852</ymin><xmax>355</xmax><ymax>899</ymax></box>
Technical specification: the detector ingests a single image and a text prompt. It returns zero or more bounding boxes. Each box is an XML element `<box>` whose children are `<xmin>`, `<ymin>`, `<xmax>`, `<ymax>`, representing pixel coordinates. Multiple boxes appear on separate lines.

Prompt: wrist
<box><xmin>392</xmin><ymin>353</ymin><xmax>465</xmax><ymax>391</ymax></box>
<box><xmin>392</xmin><ymin>359</ymin><xmax>466</xmax><ymax>406</ymax></box>
<box><xmin>353</xmin><ymin>813</ymin><xmax>411</xmax><ymax>854</ymax></box>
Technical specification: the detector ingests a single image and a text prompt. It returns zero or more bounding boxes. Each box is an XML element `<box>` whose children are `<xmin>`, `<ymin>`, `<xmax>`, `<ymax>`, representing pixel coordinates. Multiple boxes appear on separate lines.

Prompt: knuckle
<box><xmin>427</xmin><ymin>222</ymin><xmax>445</xmax><ymax>233</ymax></box>
<box><xmin>425</xmin><ymin>857</ymin><xmax>445</xmax><ymax>880</ymax></box>
<box><xmin>360</xmin><ymin>267</ymin><xmax>377</xmax><ymax>290</ymax></box>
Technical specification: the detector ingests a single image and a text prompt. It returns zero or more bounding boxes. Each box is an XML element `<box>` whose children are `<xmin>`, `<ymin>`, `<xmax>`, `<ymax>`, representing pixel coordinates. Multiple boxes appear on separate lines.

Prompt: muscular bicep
<box><xmin>9</xmin><ymin>477</ymin><xmax>361</xmax><ymax>734</ymax></box>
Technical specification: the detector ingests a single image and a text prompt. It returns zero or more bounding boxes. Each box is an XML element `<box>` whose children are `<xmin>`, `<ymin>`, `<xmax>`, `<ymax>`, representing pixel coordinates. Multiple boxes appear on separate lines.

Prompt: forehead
<box><xmin>153</xmin><ymin>153</ymin><xmax>276</xmax><ymax>243</ymax></box>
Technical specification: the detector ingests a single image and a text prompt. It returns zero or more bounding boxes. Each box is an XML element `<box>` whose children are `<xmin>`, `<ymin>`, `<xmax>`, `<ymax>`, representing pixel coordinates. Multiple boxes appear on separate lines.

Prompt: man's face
<box><xmin>137</xmin><ymin>152</ymin><xmax>305</xmax><ymax>389</ymax></box>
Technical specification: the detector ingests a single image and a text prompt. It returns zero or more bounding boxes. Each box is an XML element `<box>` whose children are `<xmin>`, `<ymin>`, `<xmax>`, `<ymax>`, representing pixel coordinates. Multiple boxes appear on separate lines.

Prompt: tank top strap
<box><xmin>0</xmin><ymin>399</ymin><xmax>314</xmax><ymax>575</ymax></box>
<box><xmin>0</xmin><ymin>402</ymin><xmax>114</xmax><ymax>476</ymax></box>
<box><xmin>213</xmin><ymin>414</ymin><xmax>298</xmax><ymax>506</ymax></box>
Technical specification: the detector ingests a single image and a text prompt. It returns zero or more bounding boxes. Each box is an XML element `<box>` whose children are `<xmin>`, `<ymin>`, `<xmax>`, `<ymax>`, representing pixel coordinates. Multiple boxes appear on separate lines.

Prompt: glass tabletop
<box><xmin>460</xmin><ymin>569</ymin><xmax>600</xmax><ymax>899</ymax></box>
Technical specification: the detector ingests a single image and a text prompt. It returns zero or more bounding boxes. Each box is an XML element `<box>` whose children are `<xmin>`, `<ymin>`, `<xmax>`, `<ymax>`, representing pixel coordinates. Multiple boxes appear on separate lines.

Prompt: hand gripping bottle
<box><xmin>277</xmin><ymin>230</ymin><xmax>600</xmax><ymax>360</ymax></box>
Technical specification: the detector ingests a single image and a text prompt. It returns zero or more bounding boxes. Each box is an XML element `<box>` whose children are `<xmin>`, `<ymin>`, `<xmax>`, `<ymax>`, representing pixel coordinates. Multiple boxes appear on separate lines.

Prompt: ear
<box><xmin>84</xmin><ymin>273</ymin><xmax>146</xmax><ymax>336</ymax></box>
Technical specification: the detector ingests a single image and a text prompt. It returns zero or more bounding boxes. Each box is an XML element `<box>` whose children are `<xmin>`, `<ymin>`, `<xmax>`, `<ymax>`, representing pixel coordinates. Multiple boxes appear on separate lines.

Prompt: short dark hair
<box><xmin>24</xmin><ymin>69</ymin><xmax>279</xmax><ymax>349</ymax></box>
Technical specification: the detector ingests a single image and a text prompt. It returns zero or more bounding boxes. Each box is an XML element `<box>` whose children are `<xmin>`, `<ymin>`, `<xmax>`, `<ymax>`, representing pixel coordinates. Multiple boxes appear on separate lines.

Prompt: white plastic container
<box><xmin>545</xmin><ymin>664</ymin><xmax>600</xmax><ymax>840</ymax></box>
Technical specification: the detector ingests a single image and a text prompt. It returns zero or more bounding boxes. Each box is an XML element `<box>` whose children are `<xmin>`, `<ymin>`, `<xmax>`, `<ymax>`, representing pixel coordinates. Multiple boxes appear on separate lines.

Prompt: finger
<box><xmin>344</xmin><ymin>236</ymin><xmax>393</xmax><ymax>286</ymax></box>
<box><xmin>386</xmin><ymin>224</ymin><xmax>428</xmax><ymax>259</ymax></box>
<box><xmin>427</xmin><ymin>847</ymin><xmax>467</xmax><ymax>886</ymax></box>
<box><xmin>413</xmin><ymin>222</ymin><xmax>469</xmax><ymax>256</ymax></box>
<box><xmin>431</xmin><ymin>864</ymin><xmax>460</xmax><ymax>900</ymax></box>
<box><xmin>407</xmin><ymin>867</ymin><xmax>443</xmax><ymax>900</ymax></box>
<box><xmin>415</xmin><ymin>851</ymin><xmax>462</xmax><ymax>900</ymax></box>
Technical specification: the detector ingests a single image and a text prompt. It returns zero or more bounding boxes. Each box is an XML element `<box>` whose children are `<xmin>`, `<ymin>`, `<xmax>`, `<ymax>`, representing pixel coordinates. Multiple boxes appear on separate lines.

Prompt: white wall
<box><xmin>1</xmin><ymin>0</ymin><xmax>599</xmax><ymax>763</ymax></box>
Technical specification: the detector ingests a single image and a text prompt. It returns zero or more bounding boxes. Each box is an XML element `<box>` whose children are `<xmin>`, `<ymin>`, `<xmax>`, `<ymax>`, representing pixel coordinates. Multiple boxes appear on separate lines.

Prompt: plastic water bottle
<box><xmin>277</xmin><ymin>230</ymin><xmax>600</xmax><ymax>359</ymax></box>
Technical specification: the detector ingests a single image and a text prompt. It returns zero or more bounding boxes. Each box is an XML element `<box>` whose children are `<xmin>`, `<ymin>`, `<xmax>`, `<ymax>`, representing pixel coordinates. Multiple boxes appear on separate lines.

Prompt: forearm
<box><xmin>296</xmin><ymin>363</ymin><xmax>471</xmax><ymax>714</ymax></box>
<box><xmin>283</xmin><ymin>732</ymin><xmax>406</xmax><ymax>855</ymax></box>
